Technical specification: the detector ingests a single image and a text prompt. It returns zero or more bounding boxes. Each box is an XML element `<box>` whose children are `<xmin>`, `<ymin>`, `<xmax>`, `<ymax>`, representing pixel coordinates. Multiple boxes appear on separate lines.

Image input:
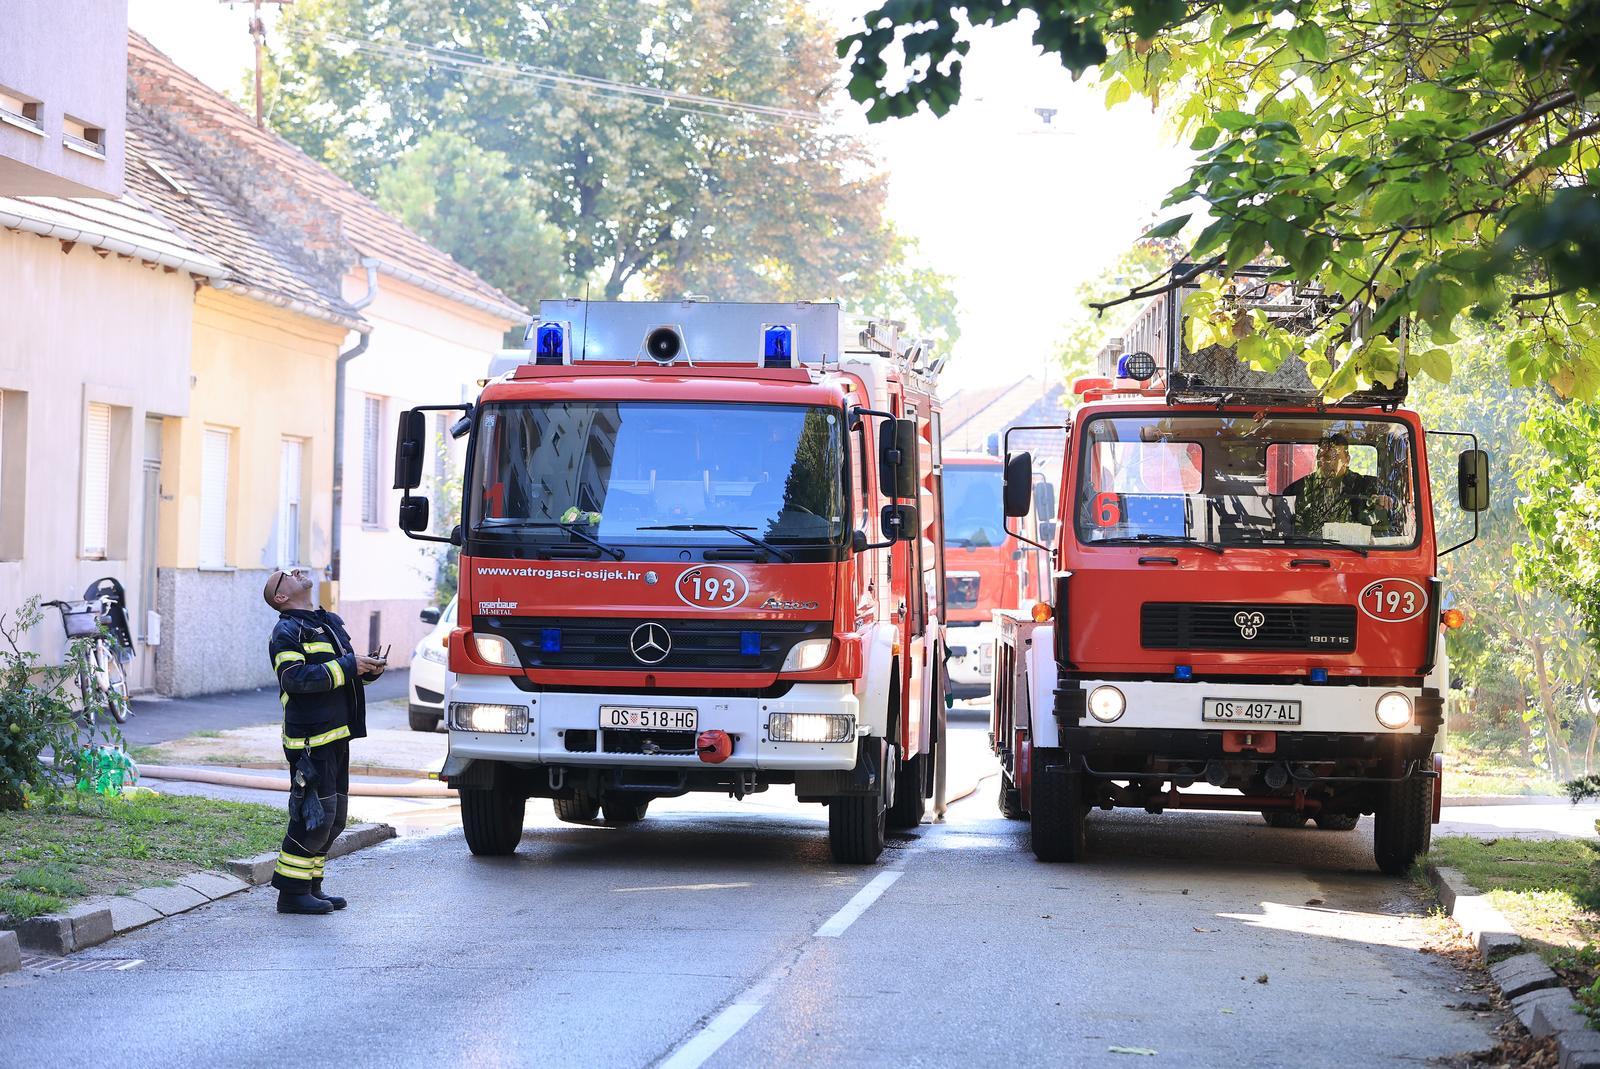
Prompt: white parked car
<box><xmin>408</xmin><ymin>596</ymin><xmax>455</xmax><ymax>732</ymax></box>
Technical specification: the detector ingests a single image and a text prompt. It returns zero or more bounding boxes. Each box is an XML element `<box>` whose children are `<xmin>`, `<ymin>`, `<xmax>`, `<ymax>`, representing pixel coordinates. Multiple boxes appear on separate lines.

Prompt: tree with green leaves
<box><xmin>841</xmin><ymin>0</ymin><xmax>1600</xmax><ymax>399</ymax></box>
<box><xmin>265</xmin><ymin>0</ymin><xmax>943</xmax><ymax>316</ymax></box>
<box><xmin>1054</xmin><ymin>237</ymin><xmax>1180</xmax><ymax>374</ymax></box>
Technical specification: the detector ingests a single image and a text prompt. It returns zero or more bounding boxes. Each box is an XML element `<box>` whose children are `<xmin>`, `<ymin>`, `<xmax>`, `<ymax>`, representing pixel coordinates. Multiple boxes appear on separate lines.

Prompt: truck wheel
<box><xmin>554</xmin><ymin>794</ymin><xmax>601</xmax><ymax>824</ymax></box>
<box><xmin>886</xmin><ymin>752</ymin><xmax>926</xmax><ymax>829</ymax></box>
<box><xmin>1374</xmin><ymin>774</ymin><xmax>1433</xmax><ymax>875</ymax></box>
<box><xmin>1031</xmin><ymin>762</ymin><xmax>1087</xmax><ymax>862</ymax></box>
<box><xmin>602</xmin><ymin>793</ymin><xmax>651</xmax><ymax>823</ymax></box>
<box><xmin>408</xmin><ymin>708</ymin><xmax>441</xmax><ymax>732</ymax></box>
<box><xmin>1262</xmin><ymin>809</ymin><xmax>1309</xmax><ymax>829</ymax></box>
<box><xmin>1314</xmin><ymin>812</ymin><xmax>1360</xmax><ymax>831</ymax></box>
<box><xmin>997</xmin><ymin>775</ymin><xmax>1025</xmax><ymax>820</ymax></box>
<box><xmin>828</xmin><ymin>793</ymin><xmax>886</xmax><ymax>864</ymax></box>
<box><xmin>460</xmin><ymin>783</ymin><xmax>526</xmax><ymax>856</ymax></box>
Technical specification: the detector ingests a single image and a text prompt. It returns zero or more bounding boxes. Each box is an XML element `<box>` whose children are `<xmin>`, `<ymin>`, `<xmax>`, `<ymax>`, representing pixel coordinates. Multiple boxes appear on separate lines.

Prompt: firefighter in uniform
<box><xmin>263</xmin><ymin>567</ymin><xmax>386</xmax><ymax>915</ymax></box>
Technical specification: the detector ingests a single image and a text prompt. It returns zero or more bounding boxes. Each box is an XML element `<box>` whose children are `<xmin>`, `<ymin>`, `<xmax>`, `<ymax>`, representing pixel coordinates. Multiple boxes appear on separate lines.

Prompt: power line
<box><xmin>280</xmin><ymin>27</ymin><xmax>829</xmax><ymax>131</ymax></box>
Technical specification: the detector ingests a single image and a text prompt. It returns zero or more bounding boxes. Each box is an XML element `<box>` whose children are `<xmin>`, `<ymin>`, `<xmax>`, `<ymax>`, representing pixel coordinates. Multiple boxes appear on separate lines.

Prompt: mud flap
<box><xmin>795</xmin><ymin>737</ymin><xmax>888</xmax><ymax>800</ymax></box>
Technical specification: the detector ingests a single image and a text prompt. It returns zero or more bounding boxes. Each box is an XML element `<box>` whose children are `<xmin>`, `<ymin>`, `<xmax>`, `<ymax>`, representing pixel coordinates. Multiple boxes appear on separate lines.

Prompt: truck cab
<box><xmin>991</xmin><ymin>268</ymin><xmax>1489</xmax><ymax>875</ymax></box>
<box><xmin>942</xmin><ymin>453</ymin><xmax>1018</xmax><ymax>696</ymax></box>
<box><xmin>393</xmin><ymin>301</ymin><xmax>948</xmax><ymax>864</ymax></box>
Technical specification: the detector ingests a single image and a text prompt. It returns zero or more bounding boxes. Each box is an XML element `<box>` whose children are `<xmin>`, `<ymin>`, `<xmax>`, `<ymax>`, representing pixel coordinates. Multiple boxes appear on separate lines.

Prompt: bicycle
<box><xmin>44</xmin><ymin>577</ymin><xmax>135</xmax><ymax>725</ymax></box>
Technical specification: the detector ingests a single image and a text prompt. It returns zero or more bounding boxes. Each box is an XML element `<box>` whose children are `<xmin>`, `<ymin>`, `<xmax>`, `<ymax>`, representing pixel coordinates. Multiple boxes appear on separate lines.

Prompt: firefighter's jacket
<box><xmin>269</xmin><ymin>608</ymin><xmax>369</xmax><ymax>747</ymax></box>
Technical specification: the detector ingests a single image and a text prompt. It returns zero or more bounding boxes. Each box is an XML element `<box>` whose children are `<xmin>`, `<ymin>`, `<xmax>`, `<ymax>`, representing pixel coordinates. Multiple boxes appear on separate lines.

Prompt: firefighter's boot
<box><xmin>277</xmin><ymin>891</ymin><xmax>334</xmax><ymax>916</ymax></box>
<box><xmin>310</xmin><ymin>879</ymin><xmax>347</xmax><ymax>910</ymax></box>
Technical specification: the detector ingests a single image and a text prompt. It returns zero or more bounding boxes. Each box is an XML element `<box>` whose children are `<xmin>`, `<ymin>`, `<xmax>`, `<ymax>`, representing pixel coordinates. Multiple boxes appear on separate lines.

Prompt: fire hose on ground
<box><xmin>136</xmin><ymin>764</ymin><xmax>457</xmax><ymax>798</ymax></box>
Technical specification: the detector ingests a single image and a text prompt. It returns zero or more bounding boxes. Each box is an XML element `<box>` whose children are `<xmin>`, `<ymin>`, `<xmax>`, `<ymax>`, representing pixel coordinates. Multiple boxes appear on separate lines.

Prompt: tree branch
<box><xmin>1510</xmin><ymin>285</ymin><xmax>1576</xmax><ymax>305</ymax></box>
<box><xmin>1464</xmin><ymin>90</ymin><xmax>1578</xmax><ymax>145</ymax></box>
<box><xmin>1088</xmin><ymin>256</ymin><xmax>1223</xmax><ymax>314</ymax></box>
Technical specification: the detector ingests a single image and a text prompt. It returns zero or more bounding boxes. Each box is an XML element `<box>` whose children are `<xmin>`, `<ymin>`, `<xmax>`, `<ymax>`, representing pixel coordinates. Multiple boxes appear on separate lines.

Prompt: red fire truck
<box><xmin>942</xmin><ymin>453</ymin><xmax>1050</xmax><ymax>697</ymax></box>
<box><xmin>991</xmin><ymin>267</ymin><xmax>1488</xmax><ymax>875</ymax></box>
<box><xmin>392</xmin><ymin>300</ymin><xmax>948</xmax><ymax>864</ymax></box>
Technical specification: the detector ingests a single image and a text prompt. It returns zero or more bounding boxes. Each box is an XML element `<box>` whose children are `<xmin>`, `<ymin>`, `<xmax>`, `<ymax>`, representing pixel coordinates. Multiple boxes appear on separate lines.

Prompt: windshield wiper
<box><xmin>1094</xmin><ymin>534</ymin><xmax>1225</xmax><ymax>555</ymax></box>
<box><xmin>475</xmin><ymin>521</ymin><xmax>625</xmax><ymax>560</ymax></box>
<box><xmin>1234</xmin><ymin>534</ymin><xmax>1369</xmax><ymax>558</ymax></box>
<box><xmin>637</xmin><ymin>524</ymin><xmax>795</xmax><ymax>563</ymax></box>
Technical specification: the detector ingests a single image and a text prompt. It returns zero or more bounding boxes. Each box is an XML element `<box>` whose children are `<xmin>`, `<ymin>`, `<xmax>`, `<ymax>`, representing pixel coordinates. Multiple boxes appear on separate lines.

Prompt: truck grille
<box><xmin>474</xmin><ymin>616</ymin><xmax>826</xmax><ymax>672</ymax></box>
<box><xmin>1141</xmin><ymin>603</ymin><xmax>1357</xmax><ymax>652</ymax></box>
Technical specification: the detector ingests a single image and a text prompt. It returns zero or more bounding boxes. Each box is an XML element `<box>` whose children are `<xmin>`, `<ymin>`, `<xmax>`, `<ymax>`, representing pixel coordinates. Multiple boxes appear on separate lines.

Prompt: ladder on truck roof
<box><xmin>1109</xmin><ymin>263</ymin><xmax>1408</xmax><ymax>409</ymax></box>
<box><xmin>489</xmin><ymin>298</ymin><xmax>942</xmax><ymax>385</ymax></box>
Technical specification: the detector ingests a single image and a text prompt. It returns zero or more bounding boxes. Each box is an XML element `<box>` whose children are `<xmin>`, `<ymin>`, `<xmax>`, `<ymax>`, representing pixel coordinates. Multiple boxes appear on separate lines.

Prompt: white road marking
<box><xmin>657</xmin><ymin>1001</ymin><xmax>764</xmax><ymax>1069</ymax></box>
<box><xmin>814</xmin><ymin>869</ymin><xmax>904</xmax><ymax>938</ymax></box>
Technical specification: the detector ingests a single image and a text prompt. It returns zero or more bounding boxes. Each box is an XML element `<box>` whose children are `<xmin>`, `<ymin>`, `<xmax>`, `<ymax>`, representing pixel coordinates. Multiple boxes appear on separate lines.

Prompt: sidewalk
<box><xmin>123</xmin><ymin>673</ymin><xmax>409</xmax><ymax>747</ymax></box>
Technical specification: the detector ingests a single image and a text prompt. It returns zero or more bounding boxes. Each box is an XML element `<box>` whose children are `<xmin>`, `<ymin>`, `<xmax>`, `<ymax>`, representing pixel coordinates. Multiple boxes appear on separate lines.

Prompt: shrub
<box><xmin>0</xmin><ymin>598</ymin><xmax>125</xmax><ymax>810</ymax></box>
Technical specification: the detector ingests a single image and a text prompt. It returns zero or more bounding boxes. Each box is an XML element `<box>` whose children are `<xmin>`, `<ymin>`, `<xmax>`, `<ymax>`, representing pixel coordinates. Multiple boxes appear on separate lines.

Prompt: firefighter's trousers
<box><xmin>271</xmin><ymin>738</ymin><xmax>349</xmax><ymax>894</ymax></box>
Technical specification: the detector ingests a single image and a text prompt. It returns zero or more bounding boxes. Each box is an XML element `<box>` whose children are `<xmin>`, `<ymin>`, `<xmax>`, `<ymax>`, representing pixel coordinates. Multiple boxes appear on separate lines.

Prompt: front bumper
<box><xmin>946</xmin><ymin>621</ymin><xmax>996</xmax><ymax>687</ymax></box>
<box><xmin>446</xmin><ymin>673</ymin><xmax>861</xmax><ymax>772</ymax></box>
<box><xmin>1058</xmin><ymin>678</ymin><xmax>1441</xmax><ymax>736</ymax></box>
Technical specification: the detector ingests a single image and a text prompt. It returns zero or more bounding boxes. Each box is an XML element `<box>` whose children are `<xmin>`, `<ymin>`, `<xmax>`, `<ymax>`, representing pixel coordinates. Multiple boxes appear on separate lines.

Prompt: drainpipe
<box><xmin>330</xmin><ymin>258</ymin><xmax>381</xmax><ymax>588</ymax></box>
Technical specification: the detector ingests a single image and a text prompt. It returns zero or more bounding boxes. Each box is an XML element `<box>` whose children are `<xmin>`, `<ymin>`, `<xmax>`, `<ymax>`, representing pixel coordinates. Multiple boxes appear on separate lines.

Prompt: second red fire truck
<box><xmin>991</xmin><ymin>267</ymin><xmax>1488</xmax><ymax>875</ymax></box>
<box><xmin>392</xmin><ymin>300</ymin><xmax>948</xmax><ymax>864</ymax></box>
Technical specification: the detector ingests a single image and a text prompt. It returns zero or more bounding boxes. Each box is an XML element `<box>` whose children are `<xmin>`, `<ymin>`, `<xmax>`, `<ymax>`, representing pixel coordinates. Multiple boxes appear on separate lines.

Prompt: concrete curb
<box><xmin>1441</xmin><ymin>795</ymin><xmax>1568</xmax><ymax>807</ymax></box>
<box><xmin>1425</xmin><ymin>863</ymin><xmax>1600</xmax><ymax>1068</ymax></box>
<box><xmin>1</xmin><ymin>822</ymin><xmax>396</xmax><ymax>957</ymax></box>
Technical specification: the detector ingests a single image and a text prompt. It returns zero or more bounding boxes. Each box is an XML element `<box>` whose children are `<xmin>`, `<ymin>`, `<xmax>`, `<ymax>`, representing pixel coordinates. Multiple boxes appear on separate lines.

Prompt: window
<box><xmin>200</xmin><ymin>427</ymin><xmax>231</xmax><ymax>568</ymax></box>
<box><xmin>62</xmin><ymin>114</ymin><xmax>105</xmax><ymax>157</ymax></box>
<box><xmin>81</xmin><ymin>402</ymin><xmax>111</xmax><ymax>558</ymax></box>
<box><xmin>278</xmin><ymin>438</ymin><xmax>304</xmax><ymax>568</ymax></box>
<box><xmin>362</xmin><ymin>395</ymin><xmax>383</xmax><ymax>526</ymax></box>
<box><xmin>0</xmin><ymin>86</ymin><xmax>42</xmax><ymax>132</ymax></box>
<box><xmin>0</xmin><ymin>390</ymin><xmax>26</xmax><ymax>560</ymax></box>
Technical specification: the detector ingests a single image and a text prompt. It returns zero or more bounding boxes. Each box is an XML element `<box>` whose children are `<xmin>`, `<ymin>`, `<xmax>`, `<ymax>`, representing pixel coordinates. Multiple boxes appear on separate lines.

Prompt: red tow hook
<box><xmin>697</xmin><ymin>729</ymin><xmax>733</xmax><ymax>764</ymax></box>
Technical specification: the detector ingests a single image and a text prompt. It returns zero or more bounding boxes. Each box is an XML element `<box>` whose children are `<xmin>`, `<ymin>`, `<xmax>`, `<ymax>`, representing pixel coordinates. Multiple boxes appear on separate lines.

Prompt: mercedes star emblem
<box><xmin>629</xmin><ymin>622</ymin><xmax>672</xmax><ymax>664</ymax></box>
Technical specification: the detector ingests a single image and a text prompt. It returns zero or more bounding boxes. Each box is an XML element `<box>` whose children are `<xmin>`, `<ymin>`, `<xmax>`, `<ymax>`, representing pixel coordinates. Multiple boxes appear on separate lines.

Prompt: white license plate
<box><xmin>1201</xmin><ymin>698</ymin><xmax>1302</xmax><ymax>725</ymax></box>
<box><xmin>600</xmin><ymin>705</ymin><xmax>699</xmax><ymax>732</ymax></box>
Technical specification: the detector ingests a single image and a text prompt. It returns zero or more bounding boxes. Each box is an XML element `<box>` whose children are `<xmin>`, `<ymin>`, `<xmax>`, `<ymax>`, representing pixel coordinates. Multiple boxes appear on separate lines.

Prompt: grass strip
<box><xmin>0</xmin><ymin>792</ymin><xmax>283</xmax><ymax>919</ymax></box>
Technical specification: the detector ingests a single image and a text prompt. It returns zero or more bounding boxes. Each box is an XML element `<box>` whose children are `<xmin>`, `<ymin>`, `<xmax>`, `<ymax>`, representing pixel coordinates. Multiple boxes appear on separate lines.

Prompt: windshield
<box><xmin>1075</xmin><ymin>414</ymin><xmax>1420</xmax><ymax>550</ymax></box>
<box><xmin>944</xmin><ymin>464</ymin><xmax>1006</xmax><ymax>548</ymax></box>
<box><xmin>470</xmin><ymin>401</ymin><xmax>845</xmax><ymax>546</ymax></box>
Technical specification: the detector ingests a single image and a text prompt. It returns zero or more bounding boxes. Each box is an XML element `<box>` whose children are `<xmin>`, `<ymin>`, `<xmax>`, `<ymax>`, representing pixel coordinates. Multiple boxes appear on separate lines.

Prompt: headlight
<box><xmin>768</xmin><ymin>712</ymin><xmax>855</xmax><ymax>743</ymax></box>
<box><xmin>472</xmin><ymin>633</ymin><xmax>518</xmax><ymax>667</ymax></box>
<box><xmin>449</xmin><ymin>702</ymin><xmax>529</xmax><ymax>733</ymax></box>
<box><xmin>420</xmin><ymin>644</ymin><xmax>448</xmax><ymax>665</ymax></box>
<box><xmin>780</xmin><ymin>639</ymin><xmax>833</xmax><ymax>673</ymax></box>
<box><xmin>1087</xmin><ymin>685</ymin><xmax>1126</xmax><ymax>723</ymax></box>
<box><xmin>1375</xmin><ymin>691</ymin><xmax>1413</xmax><ymax>730</ymax></box>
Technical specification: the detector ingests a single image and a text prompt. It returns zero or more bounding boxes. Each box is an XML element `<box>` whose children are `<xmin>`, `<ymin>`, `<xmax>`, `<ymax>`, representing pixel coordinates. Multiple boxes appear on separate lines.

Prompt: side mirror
<box><xmin>398</xmin><ymin>496</ymin><xmax>430</xmax><ymax>533</ymax></box>
<box><xmin>419</xmin><ymin>606</ymin><xmax>441</xmax><ymax>625</ymax></box>
<box><xmin>1003</xmin><ymin>451</ymin><xmax>1034</xmax><ymax>517</ymax></box>
<box><xmin>878</xmin><ymin>418</ymin><xmax>919</xmax><ymax>500</ymax></box>
<box><xmin>393</xmin><ymin>409</ymin><xmax>427</xmax><ymax>490</ymax></box>
<box><xmin>1458</xmin><ymin>449</ymin><xmax>1489</xmax><ymax>512</ymax></box>
<box><xmin>1038</xmin><ymin>518</ymin><xmax>1059</xmax><ymax>543</ymax></box>
<box><xmin>880</xmin><ymin>503</ymin><xmax>917</xmax><ymax>542</ymax></box>
<box><xmin>449</xmin><ymin>407</ymin><xmax>473</xmax><ymax>440</ymax></box>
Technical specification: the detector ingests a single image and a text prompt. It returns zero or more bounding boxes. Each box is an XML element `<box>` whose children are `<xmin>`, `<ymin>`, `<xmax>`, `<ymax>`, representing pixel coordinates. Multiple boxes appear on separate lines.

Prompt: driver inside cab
<box><xmin>1286</xmin><ymin>433</ymin><xmax>1396</xmax><ymax>534</ymax></box>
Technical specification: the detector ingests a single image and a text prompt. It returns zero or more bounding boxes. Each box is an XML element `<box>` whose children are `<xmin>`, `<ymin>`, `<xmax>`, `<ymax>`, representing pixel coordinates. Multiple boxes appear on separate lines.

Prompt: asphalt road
<box><xmin>1</xmin><ymin>713</ymin><xmax>1502</xmax><ymax>1068</ymax></box>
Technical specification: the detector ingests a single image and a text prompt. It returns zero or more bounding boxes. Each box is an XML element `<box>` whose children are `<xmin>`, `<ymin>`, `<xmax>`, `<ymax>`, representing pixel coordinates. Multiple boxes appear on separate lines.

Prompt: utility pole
<box><xmin>224</xmin><ymin>0</ymin><xmax>294</xmax><ymax>129</ymax></box>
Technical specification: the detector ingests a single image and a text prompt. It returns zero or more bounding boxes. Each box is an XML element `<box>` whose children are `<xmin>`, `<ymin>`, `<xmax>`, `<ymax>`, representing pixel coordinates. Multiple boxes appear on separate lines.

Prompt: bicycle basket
<box><xmin>61</xmin><ymin>602</ymin><xmax>104</xmax><ymax>638</ymax></box>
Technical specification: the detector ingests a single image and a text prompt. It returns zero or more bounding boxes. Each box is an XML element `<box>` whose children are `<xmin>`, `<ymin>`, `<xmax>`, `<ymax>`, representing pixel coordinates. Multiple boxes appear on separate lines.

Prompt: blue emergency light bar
<box><xmin>763</xmin><ymin>325</ymin><xmax>794</xmax><ymax>368</ymax></box>
<box><xmin>534</xmin><ymin>323</ymin><xmax>567</xmax><ymax>365</ymax></box>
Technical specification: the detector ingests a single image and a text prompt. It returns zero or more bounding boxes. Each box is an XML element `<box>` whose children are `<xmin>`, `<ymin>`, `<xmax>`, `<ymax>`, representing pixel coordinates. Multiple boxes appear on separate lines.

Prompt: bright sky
<box><xmin>128</xmin><ymin>1</ymin><xmax>1192</xmax><ymax>397</ymax></box>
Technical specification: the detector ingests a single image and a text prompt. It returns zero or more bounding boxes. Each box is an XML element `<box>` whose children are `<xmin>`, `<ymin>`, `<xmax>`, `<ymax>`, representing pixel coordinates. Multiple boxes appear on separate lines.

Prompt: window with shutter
<box><xmin>81</xmin><ymin>402</ymin><xmax>111</xmax><ymax>558</ymax></box>
<box><xmin>362</xmin><ymin>396</ymin><xmax>382</xmax><ymax>526</ymax></box>
<box><xmin>279</xmin><ymin>437</ymin><xmax>304</xmax><ymax>567</ymax></box>
<box><xmin>200</xmin><ymin>427</ymin><xmax>231</xmax><ymax>568</ymax></box>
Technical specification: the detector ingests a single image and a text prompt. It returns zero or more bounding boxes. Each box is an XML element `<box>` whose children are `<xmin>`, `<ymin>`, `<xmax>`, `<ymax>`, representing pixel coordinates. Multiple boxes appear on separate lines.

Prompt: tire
<box><xmin>886</xmin><ymin>751</ymin><xmax>927</xmax><ymax>829</ymax></box>
<box><xmin>829</xmin><ymin>744</ymin><xmax>890</xmax><ymax>864</ymax></box>
<box><xmin>460</xmin><ymin>783</ymin><xmax>526</xmax><ymax>856</ymax></box>
<box><xmin>997</xmin><ymin>775</ymin><xmax>1025</xmax><ymax>820</ymax></box>
<box><xmin>1314</xmin><ymin>812</ymin><xmax>1360</xmax><ymax>831</ymax></box>
<box><xmin>408</xmin><ymin>708</ymin><xmax>442</xmax><ymax>732</ymax></box>
<box><xmin>602</xmin><ymin>793</ymin><xmax>651</xmax><ymax>823</ymax></box>
<box><xmin>1262</xmin><ymin>809</ymin><xmax>1310</xmax><ymax>829</ymax></box>
<box><xmin>104</xmin><ymin>653</ymin><xmax>130</xmax><ymax>723</ymax></box>
<box><xmin>1374</xmin><ymin>774</ymin><xmax>1433</xmax><ymax>876</ymax></box>
<box><xmin>1031</xmin><ymin>760</ymin><xmax>1087</xmax><ymax>862</ymax></box>
<box><xmin>554</xmin><ymin>794</ymin><xmax>601</xmax><ymax>824</ymax></box>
